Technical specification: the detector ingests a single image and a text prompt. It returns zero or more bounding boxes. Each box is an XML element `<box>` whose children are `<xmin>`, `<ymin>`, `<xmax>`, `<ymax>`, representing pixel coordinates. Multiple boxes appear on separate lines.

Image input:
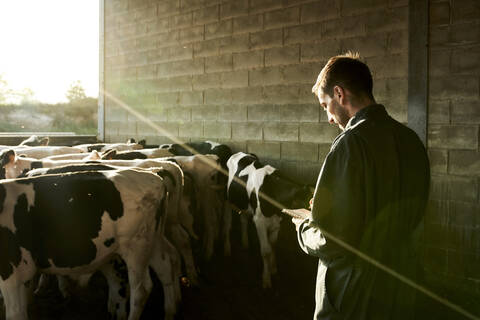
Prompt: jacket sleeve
<box><xmin>297</xmin><ymin>133</ymin><xmax>366</xmax><ymax>262</ymax></box>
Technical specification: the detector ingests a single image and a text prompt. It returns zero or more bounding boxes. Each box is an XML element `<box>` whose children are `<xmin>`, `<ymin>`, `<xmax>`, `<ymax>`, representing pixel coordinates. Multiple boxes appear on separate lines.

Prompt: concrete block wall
<box><xmin>425</xmin><ymin>0</ymin><xmax>480</xmax><ymax>307</ymax></box>
<box><xmin>103</xmin><ymin>0</ymin><xmax>408</xmax><ymax>185</ymax></box>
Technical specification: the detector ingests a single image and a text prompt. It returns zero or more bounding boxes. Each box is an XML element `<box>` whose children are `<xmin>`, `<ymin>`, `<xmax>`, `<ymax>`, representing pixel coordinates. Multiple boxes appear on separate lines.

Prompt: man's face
<box><xmin>318</xmin><ymin>88</ymin><xmax>350</xmax><ymax>130</ymax></box>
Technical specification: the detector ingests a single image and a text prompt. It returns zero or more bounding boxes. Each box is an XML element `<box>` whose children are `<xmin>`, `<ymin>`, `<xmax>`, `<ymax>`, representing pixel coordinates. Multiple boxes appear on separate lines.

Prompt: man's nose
<box><xmin>328</xmin><ymin>115</ymin><xmax>335</xmax><ymax>124</ymax></box>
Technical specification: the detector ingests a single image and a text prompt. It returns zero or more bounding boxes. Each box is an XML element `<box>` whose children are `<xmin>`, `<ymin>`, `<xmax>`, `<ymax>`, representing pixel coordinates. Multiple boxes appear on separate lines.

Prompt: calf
<box><xmin>226</xmin><ymin>152</ymin><xmax>311</xmax><ymax>288</ymax></box>
<box><xmin>0</xmin><ymin>168</ymin><xmax>170</xmax><ymax>320</ymax></box>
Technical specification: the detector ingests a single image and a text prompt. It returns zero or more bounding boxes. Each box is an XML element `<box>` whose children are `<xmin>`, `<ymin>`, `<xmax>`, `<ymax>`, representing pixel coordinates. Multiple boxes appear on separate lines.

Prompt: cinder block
<box><xmin>428</xmin><ymin>149</ymin><xmax>448</xmax><ymax>174</ymax></box>
<box><xmin>428</xmin><ymin>125</ymin><xmax>478</xmax><ymax>150</ymax></box>
<box><xmin>300</xmin><ymin>123</ymin><xmax>340</xmax><ymax>143</ymax></box>
<box><xmin>265</xmin><ymin>7</ymin><xmax>300</xmax><ymax>30</ymax></box>
<box><xmin>429</xmin><ymin>76</ymin><xmax>479</xmax><ymax>101</ymax></box>
<box><xmin>424</xmin><ymin>222</ymin><xmax>449</xmax><ymax>248</ymax></box>
<box><xmin>249</xmin><ymin>67</ymin><xmax>285</xmax><ymax>87</ymax></box>
<box><xmin>429</xmin><ymin>25</ymin><xmax>449</xmax><ymax>48</ymax></box>
<box><xmin>452</xmin><ymin>0</ymin><xmax>480</xmax><ymax>23</ymax></box>
<box><xmin>430</xmin><ymin>174</ymin><xmax>478</xmax><ymax>202</ymax></box>
<box><xmin>428</xmin><ymin>100</ymin><xmax>450</xmax><ymax>124</ymax></box>
<box><xmin>451</xmin><ymin>100</ymin><xmax>480</xmax><ymax>124</ymax></box>
<box><xmin>169</xmin><ymin>12</ymin><xmax>193</xmax><ymax>30</ymax></box>
<box><xmin>366</xmin><ymin>54</ymin><xmax>408</xmax><ymax>79</ymax></box>
<box><xmin>179</xmin><ymin>121</ymin><xmax>204</xmax><ymax>138</ymax></box>
<box><xmin>233</xmin><ymin>50</ymin><xmax>264</xmax><ymax>70</ymax></box>
<box><xmin>264</xmin><ymin>123</ymin><xmax>299</xmax><ymax>142</ymax></box>
<box><xmin>301</xmin><ymin>1</ymin><xmax>339</xmax><ymax>24</ymax></box>
<box><xmin>180</xmin><ymin>0</ymin><xmax>204</xmax><ymax>12</ymax></box>
<box><xmin>220</xmin><ymin>70</ymin><xmax>249</xmax><ymax>88</ymax></box>
<box><xmin>167</xmin><ymin>106</ymin><xmax>192</xmax><ymax>122</ymax></box>
<box><xmin>265</xmin><ymin>45</ymin><xmax>299</xmax><ymax>66</ymax></box>
<box><xmin>447</xmin><ymin>227</ymin><xmax>478</xmax><ymax>254</ymax></box>
<box><xmin>340</xmin><ymin>0</ymin><xmax>387</xmax><ymax>16</ymax></box>
<box><xmin>158</xmin><ymin>75</ymin><xmax>192</xmax><ymax>92</ymax></box>
<box><xmin>425</xmin><ymin>200</ymin><xmax>449</xmax><ymax>226</ymax></box>
<box><xmin>157</xmin><ymin>0</ymin><xmax>179</xmax><ymax>16</ymax></box>
<box><xmin>142</xmin><ymin>121</ymin><xmax>179</xmax><ymax>138</ymax></box>
<box><xmin>219</xmin><ymin>105</ymin><xmax>247</xmax><ymax>121</ymax></box>
<box><xmin>118</xmin><ymin>39</ymin><xmax>136</xmax><ymax>54</ymax></box>
<box><xmin>192</xmin><ymin>105</ymin><xmax>219</xmax><ymax>121</ymax></box>
<box><xmin>449</xmin><ymin>150</ymin><xmax>480</xmax><ymax>176</ymax></box>
<box><xmin>205</xmin><ymin>54</ymin><xmax>233</xmax><ymax>73</ymax></box>
<box><xmin>299</xmin><ymin>161</ymin><xmax>323</xmax><ymax>186</ymax></box>
<box><xmin>365</xmin><ymin>7</ymin><xmax>407</xmax><ymax>34</ymax></box>
<box><xmin>232</xmin><ymin>122</ymin><xmax>263</xmax><ymax>140</ymax></box>
<box><xmin>281</xmin><ymin>142</ymin><xmax>318</xmax><ymax>162</ymax></box>
<box><xmin>387</xmin><ymin>30</ymin><xmax>408</xmax><ymax>54</ymax></box>
<box><xmin>204</xmin><ymin>122</ymin><xmax>232</xmax><ymax>139</ymax></box>
<box><xmin>247</xmin><ymin>141</ymin><xmax>281</xmax><ymax>160</ymax></box>
<box><xmin>285</xmin><ymin>22</ymin><xmax>322</xmax><ymax>45</ymax></box>
<box><xmin>179</xmin><ymin>91</ymin><xmax>203</xmax><ymax>106</ymax></box>
<box><xmin>193</xmin><ymin>5</ymin><xmax>219</xmax><ymax>25</ymax></box>
<box><xmin>301</xmin><ymin>39</ymin><xmax>342</xmax><ymax>62</ymax></box>
<box><xmin>193</xmin><ymin>73</ymin><xmax>221</xmax><ymax>90</ymax></box>
<box><xmin>250</xmin><ymin>29</ymin><xmax>283</xmax><ymax>50</ymax></box>
<box><xmin>154</xmin><ymin>31</ymin><xmax>180</xmax><ymax>48</ymax></box>
<box><xmin>194</xmin><ymin>38</ymin><xmax>223</xmax><ymax>57</ymax></box>
<box><xmin>341</xmin><ymin>34</ymin><xmax>388</xmax><ymax>58</ymax></box>
<box><xmin>430</xmin><ymin>49</ymin><xmax>451</xmax><ymax>76</ymax></box>
<box><xmin>430</xmin><ymin>1</ymin><xmax>450</xmax><ymax>26</ymax></box>
<box><xmin>147</xmin><ymin>18</ymin><xmax>170</xmax><ymax>35</ymax></box>
<box><xmin>116</xmin><ymin>12</ymin><xmax>133</xmax><ymax>27</ymax></box>
<box><xmin>222</xmin><ymin>34</ymin><xmax>250</xmax><ymax>54</ymax></box>
<box><xmin>205</xmin><ymin>88</ymin><xmax>232</xmax><ymax>105</ymax></box>
<box><xmin>157</xmin><ymin>58</ymin><xmax>204</xmax><ymax>78</ymax></box>
<box><xmin>449</xmin><ymin>201</ymin><xmax>480</xmax><ymax>227</ymax></box>
<box><xmin>277</xmin><ymin>104</ymin><xmax>320</xmax><ymax>123</ymax></box>
<box><xmin>136</xmin><ymin>36</ymin><xmax>157</xmax><ymax>52</ymax></box>
<box><xmin>206</xmin><ymin>20</ymin><xmax>233</xmax><ymax>40</ymax></box>
<box><xmin>323</xmin><ymin>16</ymin><xmax>365</xmax><ymax>39</ymax></box>
<box><xmin>231</xmin><ymin>87</ymin><xmax>263</xmax><ymax>104</ymax></box>
<box><xmin>283</xmin><ymin>63</ymin><xmax>324</xmax><ymax>84</ymax></box>
<box><xmin>263</xmin><ymin>85</ymin><xmax>306</xmax><ymax>104</ymax></box>
<box><xmin>143</xmin><ymin>104</ymin><xmax>168</xmax><ymax>121</ymax></box>
<box><xmin>451</xmin><ymin>47</ymin><xmax>480</xmax><ymax>75</ymax></box>
<box><xmin>450</xmin><ymin>21</ymin><xmax>480</xmax><ymax>44</ymax></box>
<box><xmin>233</xmin><ymin>14</ymin><xmax>263</xmax><ymax>34</ymax></box>
<box><xmin>247</xmin><ymin>104</ymin><xmax>277</xmax><ymax>122</ymax></box>
<box><xmin>220</xmin><ymin>0</ymin><xmax>248</xmax><ymax>19</ymax></box>
<box><xmin>179</xmin><ymin>25</ymin><xmax>204</xmax><ymax>43</ymax></box>
<box><xmin>249</xmin><ymin>0</ymin><xmax>283</xmax><ymax>14</ymax></box>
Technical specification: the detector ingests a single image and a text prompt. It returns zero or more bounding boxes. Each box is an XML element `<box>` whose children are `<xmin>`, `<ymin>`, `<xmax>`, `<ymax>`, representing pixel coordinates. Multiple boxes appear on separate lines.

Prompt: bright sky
<box><xmin>0</xmin><ymin>1</ymin><xmax>99</xmax><ymax>103</ymax></box>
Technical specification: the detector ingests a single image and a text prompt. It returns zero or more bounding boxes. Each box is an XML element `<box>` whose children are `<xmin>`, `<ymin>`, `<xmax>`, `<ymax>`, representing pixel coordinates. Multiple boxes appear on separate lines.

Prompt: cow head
<box><xmin>0</xmin><ymin>149</ymin><xmax>35</xmax><ymax>179</ymax></box>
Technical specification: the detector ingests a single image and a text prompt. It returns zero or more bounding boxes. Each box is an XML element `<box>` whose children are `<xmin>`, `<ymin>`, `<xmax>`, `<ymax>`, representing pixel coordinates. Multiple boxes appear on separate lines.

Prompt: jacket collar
<box><xmin>344</xmin><ymin>104</ymin><xmax>387</xmax><ymax>131</ymax></box>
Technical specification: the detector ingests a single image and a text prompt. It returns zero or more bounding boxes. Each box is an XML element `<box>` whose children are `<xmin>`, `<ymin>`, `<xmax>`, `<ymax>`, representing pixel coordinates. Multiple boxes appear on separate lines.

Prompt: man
<box><xmin>292</xmin><ymin>53</ymin><xmax>430</xmax><ymax>319</ymax></box>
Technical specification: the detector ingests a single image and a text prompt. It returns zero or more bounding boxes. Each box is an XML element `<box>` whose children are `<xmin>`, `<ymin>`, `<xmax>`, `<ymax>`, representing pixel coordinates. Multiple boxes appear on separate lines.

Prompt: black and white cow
<box><xmin>22</xmin><ymin>164</ymin><xmax>182</xmax><ymax>319</ymax></box>
<box><xmin>226</xmin><ymin>152</ymin><xmax>312</xmax><ymax>288</ymax></box>
<box><xmin>0</xmin><ymin>168</ymin><xmax>171</xmax><ymax>320</ymax></box>
<box><xmin>7</xmin><ymin>146</ymin><xmax>85</xmax><ymax>159</ymax></box>
<box><xmin>74</xmin><ymin>141</ymin><xmax>143</xmax><ymax>153</ymax></box>
<box><xmin>100</xmin><ymin>147</ymin><xmax>174</xmax><ymax>160</ymax></box>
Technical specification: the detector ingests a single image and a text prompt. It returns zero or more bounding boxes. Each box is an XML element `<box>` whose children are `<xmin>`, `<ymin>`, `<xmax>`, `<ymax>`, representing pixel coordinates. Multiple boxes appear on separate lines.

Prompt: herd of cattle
<box><xmin>0</xmin><ymin>135</ymin><xmax>312</xmax><ymax>320</ymax></box>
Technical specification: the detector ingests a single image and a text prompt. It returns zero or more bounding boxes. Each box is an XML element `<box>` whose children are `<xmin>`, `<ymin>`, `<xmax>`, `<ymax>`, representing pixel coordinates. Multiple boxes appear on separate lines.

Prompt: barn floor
<box><xmin>1</xmin><ymin>213</ymin><xmax>474</xmax><ymax>320</ymax></box>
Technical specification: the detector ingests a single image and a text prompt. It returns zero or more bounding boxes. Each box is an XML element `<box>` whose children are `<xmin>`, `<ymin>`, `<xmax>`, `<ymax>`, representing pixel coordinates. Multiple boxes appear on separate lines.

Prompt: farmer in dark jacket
<box><xmin>292</xmin><ymin>53</ymin><xmax>430</xmax><ymax>320</ymax></box>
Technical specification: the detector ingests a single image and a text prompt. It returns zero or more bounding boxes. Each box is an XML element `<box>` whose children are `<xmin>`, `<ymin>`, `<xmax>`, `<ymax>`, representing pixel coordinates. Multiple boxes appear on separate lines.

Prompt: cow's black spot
<box><xmin>112</xmin><ymin>152</ymin><xmax>147</xmax><ymax>160</ymax></box>
<box><xmin>31</xmin><ymin>161</ymin><xmax>43</xmax><ymax>170</ymax></box>
<box><xmin>0</xmin><ymin>167</ymin><xmax>6</xmax><ymax>179</ymax></box>
<box><xmin>228</xmin><ymin>154</ymin><xmax>259</xmax><ymax>211</ymax></box>
<box><xmin>156</xmin><ymin>169</ymin><xmax>176</xmax><ymax>187</ymax></box>
<box><xmin>104</xmin><ymin>238</ymin><xmax>115</xmax><ymax>247</ymax></box>
<box><xmin>87</xmin><ymin>144</ymin><xmax>105</xmax><ymax>152</ymax></box>
<box><xmin>118</xmin><ymin>285</ymin><xmax>127</xmax><ymax>298</ymax></box>
<box><xmin>13</xmin><ymin>172</ymin><xmax>123</xmax><ymax>269</ymax></box>
<box><xmin>0</xmin><ymin>226</ymin><xmax>22</xmax><ymax>280</ymax></box>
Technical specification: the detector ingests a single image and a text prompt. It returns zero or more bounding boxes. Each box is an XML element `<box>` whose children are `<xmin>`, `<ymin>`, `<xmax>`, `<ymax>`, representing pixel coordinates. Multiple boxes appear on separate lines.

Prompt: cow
<box><xmin>18</xmin><ymin>135</ymin><xmax>49</xmax><ymax>147</ymax></box>
<box><xmin>41</xmin><ymin>150</ymin><xmax>102</xmax><ymax>161</ymax></box>
<box><xmin>22</xmin><ymin>164</ymin><xmax>182</xmax><ymax>319</ymax></box>
<box><xmin>74</xmin><ymin>141</ymin><xmax>143</xmax><ymax>153</ymax></box>
<box><xmin>0</xmin><ymin>168</ymin><xmax>172</xmax><ymax>320</ymax></box>
<box><xmin>226</xmin><ymin>152</ymin><xmax>312</xmax><ymax>288</ymax></box>
<box><xmin>100</xmin><ymin>148</ymin><xmax>174</xmax><ymax>160</ymax></box>
<box><xmin>7</xmin><ymin>146</ymin><xmax>85</xmax><ymax>159</ymax></box>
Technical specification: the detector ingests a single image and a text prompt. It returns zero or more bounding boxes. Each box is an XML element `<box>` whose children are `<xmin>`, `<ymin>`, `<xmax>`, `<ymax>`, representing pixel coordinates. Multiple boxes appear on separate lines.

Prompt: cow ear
<box><xmin>1</xmin><ymin>149</ymin><xmax>16</xmax><ymax>166</ymax></box>
<box><xmin>138</xmin><ymin>139</ymin><xmax>146</xmax><ymax>147</ymax></box>
<box><xmin>126</xmin><ymin>138</ymin><xmax>136</xmax><ymax>144</ymax></box>
<box><xmin>101</xmin><ymin>148</ymin><xmax>116</xmax><ymax>160</ymax></box>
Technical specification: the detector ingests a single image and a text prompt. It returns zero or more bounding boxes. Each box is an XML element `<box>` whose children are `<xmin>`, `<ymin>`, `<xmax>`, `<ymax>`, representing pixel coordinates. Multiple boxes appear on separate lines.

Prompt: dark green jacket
<box><xmin>298</xmin><ymin>104</ymin><xmax>430</xmax><ymax>320</ymax></box>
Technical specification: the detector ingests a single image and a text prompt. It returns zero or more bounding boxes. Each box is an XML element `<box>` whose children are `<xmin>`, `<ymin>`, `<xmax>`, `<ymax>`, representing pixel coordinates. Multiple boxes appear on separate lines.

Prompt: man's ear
<box><xmin>333</xmin><ymin>85</ymin><xmax>346</xmax><ymax>104</ymax></box>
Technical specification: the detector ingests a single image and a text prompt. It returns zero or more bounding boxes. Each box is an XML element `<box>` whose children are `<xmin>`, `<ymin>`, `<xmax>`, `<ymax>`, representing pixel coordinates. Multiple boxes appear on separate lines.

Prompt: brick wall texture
<box><xmin>104</xmin><ymin>0</ymin><xmax>479</xmax><ymax>313</ymax></box>
<box><xmin>426</xmin><ymin>0</ymin><xmax>480</xmax><ymax>311</ymax></box>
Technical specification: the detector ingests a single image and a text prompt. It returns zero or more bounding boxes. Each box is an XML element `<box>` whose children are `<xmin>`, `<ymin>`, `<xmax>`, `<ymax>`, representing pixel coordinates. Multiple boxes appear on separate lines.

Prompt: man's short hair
<box><xmin>312</xmin><ymin>52</ymin><xmax>374</xmax><ymax>100</ymax></box>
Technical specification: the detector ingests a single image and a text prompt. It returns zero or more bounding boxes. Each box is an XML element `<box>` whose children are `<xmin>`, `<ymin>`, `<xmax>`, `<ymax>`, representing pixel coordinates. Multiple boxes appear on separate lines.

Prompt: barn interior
<box><xmin>0</xmin><ymin>0</ymin><xmax>479</xmax><ymax>319</ymax></box>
